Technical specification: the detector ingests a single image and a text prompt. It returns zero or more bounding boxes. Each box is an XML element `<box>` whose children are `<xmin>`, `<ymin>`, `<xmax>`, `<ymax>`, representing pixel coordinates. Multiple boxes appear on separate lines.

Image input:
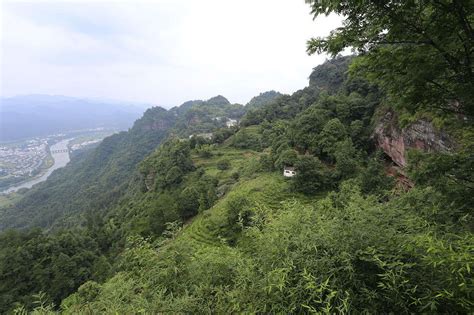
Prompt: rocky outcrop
<box><xmin>144</xmin><ymin>171</ymin><xmax>156</xmax><ymax>191</ymax></box>
<box><xmin>374</xmin><ymin>110</ymin><xmax>454</xmax><ymax>167</ymax></box>
<box><xmin>142</xmin><ymin>119</ymin><xmax>171</xmax><ymax>131</ymax></box>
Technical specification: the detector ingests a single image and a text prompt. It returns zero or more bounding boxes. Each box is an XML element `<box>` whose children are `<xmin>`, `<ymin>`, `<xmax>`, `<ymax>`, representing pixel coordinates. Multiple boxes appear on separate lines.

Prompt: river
<box><xmin>1</xmin><ymin>139</ymin><xmax>72</xmax><ymax>194</ymax></box>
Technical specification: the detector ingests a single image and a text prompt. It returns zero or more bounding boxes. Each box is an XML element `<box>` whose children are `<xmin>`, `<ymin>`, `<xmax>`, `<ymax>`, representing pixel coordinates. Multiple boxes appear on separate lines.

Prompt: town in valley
<box><xmin>0</xmin><ymin>128</ymin><xmax>116</xmax><ymax>192</ymax></box>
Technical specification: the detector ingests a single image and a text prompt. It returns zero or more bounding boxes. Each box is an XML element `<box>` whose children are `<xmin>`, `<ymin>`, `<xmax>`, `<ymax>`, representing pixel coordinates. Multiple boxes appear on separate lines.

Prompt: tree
<box><xmin>212</xmin><ymin>128</ymin><xmax>235</xmax><ymax>144</ymax></box>
<box><xmin>179</xmin><ymin>187</ymin><xmax>200</xmax><ymax>218</ymax></box>
<box><xmin>358</xmin><ymin>153</ymin><xmax>394</xmax><ymax>195</ymax></box>
<box><xmin>164</xmin><ymin>166</ymin><xmax>184</xmax><ymax>187</ymax></box>
<box><xmin>289</xmin><ymin>105</ymin><xmax>331</xmax><ymax>153</ymax></box>
<box><xmin>140</xmin><ymin>140</ymin><xmax>195</xmax><ymax>191</ymax></box>
<box><xmin>0</xmin><ymin>229</ymin><xmax>105</xmax><ymax>313</ymax></box>
<box><xmin>293</xmin><ymin>155</ymin><xmax>331</xmax><ymax>194</ymax></box>
<box><xmin>259</xmin><ymin>154</ymin><xmax>274</xmax><ymax>172</ymax></box>
<box><xmin>407</xmin><ymin>149</ymin><xmax>474</xmax><ymax>223</ymax></box>
<box><xmin>318</xmin><ymin>118</ymin><xmax>347</xmax><ymax>161</ymax></box>
<box><xmin>306</xmin><ymin>0</ymin><xmax>474</xmax><ymax>116</ymax></box>
<box><xmin>274</xmin><ymin>149</ymin><xmax>298</xmax><ymax>170</ymax></box>
<box><xmin>217</xmin><ymin>159</ymin><xmax>231</xmax><ymax>170</ymax></box>
<box><xmin>221</xmin><ymin>194</ymin><xmax>254</xmax><ymax>244</ymax></box>
<box><xmin>230</xmin><ymin>128</ymin><xmax>261</xmax><ymax>150</ymax></box>
<box><xmin>334</xmin><ymin>139</ymin><xmax>360</xmax><ymax>179</ymax></box>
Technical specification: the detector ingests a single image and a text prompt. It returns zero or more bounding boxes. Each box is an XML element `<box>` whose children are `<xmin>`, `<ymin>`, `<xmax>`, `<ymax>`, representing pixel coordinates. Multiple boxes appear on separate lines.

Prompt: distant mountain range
<box><xmin>0</xmin><ymin>95</ymin><xmax>146</xmax><ymax>142</ymax></box>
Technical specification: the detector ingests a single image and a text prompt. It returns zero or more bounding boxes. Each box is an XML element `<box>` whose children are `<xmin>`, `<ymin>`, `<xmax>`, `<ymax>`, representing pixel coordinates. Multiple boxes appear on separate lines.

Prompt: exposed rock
<box><xmin>385</xmin><ymin>164</ymin><xmax>414</xmax><ymax>192</ymax></box>
<box><xmin>144</xmin><ymin>171</ymin><xmax>156</xmax><ymax>191</ymax></box>
<box><xmin>142</xmin><ymin>119</ymin><xmax>171</xmax><ymax>131</ymax></box>
<box><xmin>374</xmin><ymin>110</ymin><xmax>454</xmax><ymax>167</ymax></box>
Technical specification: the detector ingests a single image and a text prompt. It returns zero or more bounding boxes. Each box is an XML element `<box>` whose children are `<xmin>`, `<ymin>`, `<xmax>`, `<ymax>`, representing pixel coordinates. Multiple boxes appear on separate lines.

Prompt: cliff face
<box><xmin>374</xmin><ymin>110</ymin><xmax>454</xmax><ymax>167</ymax></box>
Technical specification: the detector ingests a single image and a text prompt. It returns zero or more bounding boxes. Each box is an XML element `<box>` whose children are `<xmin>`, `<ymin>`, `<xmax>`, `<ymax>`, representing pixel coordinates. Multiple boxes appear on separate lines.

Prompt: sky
<box><xmin>0</xmin><ymin>0</ymin><xmax>342</xmax><ymax>108</ymax></box>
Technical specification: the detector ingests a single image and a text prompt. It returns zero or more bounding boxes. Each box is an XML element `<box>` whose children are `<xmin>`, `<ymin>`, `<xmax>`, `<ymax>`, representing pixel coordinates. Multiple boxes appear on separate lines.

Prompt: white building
<box><xmin>189</xmin><ymin>133</ymin><xmax>213</xmax><ymax>140</ymax></box>
<box><xmin>283</xmin><ymin>166</ymin><xmax>296</xmax><ymax>177</ymax></box>
<box><xmin>226</xmin><ymin>119</ymin><xmax>238</xmax><ymax>128</ymax></box>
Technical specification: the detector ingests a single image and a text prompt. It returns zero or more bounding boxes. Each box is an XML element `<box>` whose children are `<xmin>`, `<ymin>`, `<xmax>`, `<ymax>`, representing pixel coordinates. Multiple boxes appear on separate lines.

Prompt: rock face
<box><xmin>142</xmin><ymin>119</ymin><xmax>171</xmax><ymax>131</ymax></box>
<box><xmin>144</xmin><ymin>171</ymin><xmax>156</xmax><ymax>191</ymax></box>
<box><xmin>374</xmin><ymin>110</ymin><xmax>454</xmax><ymax>167</ymax></box>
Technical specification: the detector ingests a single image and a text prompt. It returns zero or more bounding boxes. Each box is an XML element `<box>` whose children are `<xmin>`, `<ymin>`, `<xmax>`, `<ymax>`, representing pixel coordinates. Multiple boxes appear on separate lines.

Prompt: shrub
<box><xmin>217</xmin><ymin>159</ymin><xmax>231</xmax><ymax>170</ymax></box>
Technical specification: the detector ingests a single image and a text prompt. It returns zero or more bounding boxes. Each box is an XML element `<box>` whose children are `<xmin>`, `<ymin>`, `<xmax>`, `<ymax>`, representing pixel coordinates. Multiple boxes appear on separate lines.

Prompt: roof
<box><xmin>284</xmin><ymin>166</ymin><xmax>295</xmax><ymax>171</ymax></box>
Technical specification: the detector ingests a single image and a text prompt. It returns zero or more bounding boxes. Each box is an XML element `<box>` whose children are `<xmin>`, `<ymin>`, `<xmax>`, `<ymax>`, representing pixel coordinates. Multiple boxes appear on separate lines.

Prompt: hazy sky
<box><xmin>1</xmin><ymin>0</ymin><xmax>341</xmax><ymax>108</ymax></box>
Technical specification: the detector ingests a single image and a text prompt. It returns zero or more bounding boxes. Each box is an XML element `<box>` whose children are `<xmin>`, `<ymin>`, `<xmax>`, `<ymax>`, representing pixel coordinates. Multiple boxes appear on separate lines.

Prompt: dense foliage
<box><xmin>169</xmin><ymin>95</ymin><xmax>245</xmax><ymax>137</ymax></box>
<box><xmin>245</xmin><ymin>90</ymin><xmax>283</xmax><ymax>111</ymax></box>
<box><xmin>0</xmin><ymin>229</ymin><xmax>109</xmax><ymax>313</ymax></box>
<box><xmin>59</xmin><ymin>179</ymin><xmax>472</xmax><ymax>313</ymax></box>
<box><xmin>306</xmin><ymin>0</ymin><xmax>474</xmax><ymax>116</ymax></box>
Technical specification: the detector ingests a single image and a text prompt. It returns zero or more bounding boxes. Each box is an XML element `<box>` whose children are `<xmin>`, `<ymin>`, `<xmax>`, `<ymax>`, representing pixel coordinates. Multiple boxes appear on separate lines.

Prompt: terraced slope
<box><xmin>178</xmin><ymin>173</ymin><xmax>312</xmax><ymax>249</ymax></box>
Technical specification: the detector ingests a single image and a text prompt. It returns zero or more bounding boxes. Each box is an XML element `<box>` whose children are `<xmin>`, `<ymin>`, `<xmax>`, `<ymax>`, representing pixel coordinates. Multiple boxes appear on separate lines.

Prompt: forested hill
<box><xmin>0</xmin><ymin>95</ymin><xmax>264</xmax><ymax>231</ymax></box>
<box><xmin>0</xmin><ymin>0</ymin><xmax>473</xmax><ymax>313</ymax></box>
<box><xmin>0</xmin><ymin>106</ymin><xmax>173</xmax><ymax>230</ymax></box>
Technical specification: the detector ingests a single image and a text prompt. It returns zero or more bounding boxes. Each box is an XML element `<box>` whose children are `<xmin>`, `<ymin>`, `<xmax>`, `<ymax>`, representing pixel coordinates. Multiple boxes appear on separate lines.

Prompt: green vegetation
<box><xmin>0</xmin><ymin>229</ymin><xmax>110</xmax><ymax>313</ymax></box>
<box><xmin>170</xmin><ymin>95</ymin><xmax>245</xmax><ymax>137</ymax></box>
<box><xmin>67</xmin><ymin>130</ymin><xmax>115</xmax><ymax>147</ymax></box>
<box><xmin>58</xmin><ymin>180</ymin><xmax>473</xmax><ymax>314</ymax></box>
<box><xmin>245</xmin><ymin>90</ymin><xmax>283</xmax><ymax>111</ymax></box>
<box><xmin>0</xmin><ymin>175</ymin><xmax>28</xmax><ymax>191</ymax></box>
<box><xmin>0</xmin><ymin>192</ymin><xmax>22</xmax><ymax>208</ymax></box>
<box><xmin>0</xmin><ymin>107</ymin><xmax>175</xmax><ymax>231</ymax></box>
<box><xmin>0</xmin><ymin>1</ymin><xmax>473</xmax><ymax>313</ymax></box>
<box><xmin>306</xmin><ymin>0</ymin><xmax>474</xmax><ymax>116</ymax></box>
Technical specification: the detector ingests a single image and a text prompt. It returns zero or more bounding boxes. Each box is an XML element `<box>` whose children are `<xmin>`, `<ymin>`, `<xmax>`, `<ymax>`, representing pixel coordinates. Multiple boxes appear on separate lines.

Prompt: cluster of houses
<box><xmin>189</xmin><ymin>117</ymin><xmax>239</xmax><ymax>140</ymax></box>
<box><xmin>0</xmin><ymin>140</ymin><xmax>48</xmax><ymax>178</ymax></box>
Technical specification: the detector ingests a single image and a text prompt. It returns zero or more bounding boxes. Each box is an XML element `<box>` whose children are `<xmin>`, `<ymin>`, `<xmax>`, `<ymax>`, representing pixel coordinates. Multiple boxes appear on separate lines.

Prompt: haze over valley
<box><xmin>0</xmin><ymin>94</ymin><xmax>145</xmax><ymax>142</ymax></box>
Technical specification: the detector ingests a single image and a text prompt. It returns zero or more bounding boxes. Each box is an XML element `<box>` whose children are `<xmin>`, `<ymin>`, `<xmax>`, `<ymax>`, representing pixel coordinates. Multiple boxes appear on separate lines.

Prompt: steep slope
<box><xmin>374</xmin><ymin>109</ymin><xmax>455</xmax><ymax>167</ymax></box>
<box><xmin>59</xmin><ymin>56</ymin><xmax>472</xmax><ymax>313</ymax></box>
<box><xmin>62</xmin><ymin>172</ymin><xmax>473</xmax><ymax>314</ymax></box>
<box><xmin>0</xmin><ymin>107</ymin><xmax>175</xmax><ymax>230</ymax></box>
<box><xmin>1</xmin><ymin>56</ymin><xmax>472</xmax><ymax>313</ymax></box>
<box><xmin>0</xmin><ymin>95</ymin><xmax>252</xmax><ymax>231</ymax></box>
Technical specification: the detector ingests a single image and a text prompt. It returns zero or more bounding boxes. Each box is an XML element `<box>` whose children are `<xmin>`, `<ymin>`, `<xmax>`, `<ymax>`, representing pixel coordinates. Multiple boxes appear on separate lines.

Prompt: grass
<box><xmin>192</xmin><ymin>147</ymin><xmax>262</xmax><ymax>182</ymax></box>
<box><xmin>179</xmin><ymin>174</ymin><xmax>288</xmax><ymax>248</ymax></box>
<box><xmin>173</xmin><ymin>145</ymin><xmax>325</xmax><ymax>252</ymax></box>
<box><xmin>0</xmin><ymin>192</ymin><xmax>22</xmax><ymax>208</ymax></box>
<box><xmin>175</xmin><ymin>169</ymin><xmax>322</xmax><ymax>252</ymax></box>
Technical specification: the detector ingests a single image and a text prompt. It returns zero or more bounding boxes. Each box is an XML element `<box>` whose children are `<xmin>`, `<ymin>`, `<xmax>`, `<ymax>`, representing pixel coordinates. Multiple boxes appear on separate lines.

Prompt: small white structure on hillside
<box><xmin>283</xmin><ymin>166</ymin><xmax>296</xmax><ymax>177</ymax></box>
<box><xmin>226</xmin><ymin>119</ymin><xmax>238</xmax><ymax>128</ymax></box>
<box><xmin>189</xmin><ymin>133</ymin><xmax>213</xmax><ymax>140</ymax></box>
